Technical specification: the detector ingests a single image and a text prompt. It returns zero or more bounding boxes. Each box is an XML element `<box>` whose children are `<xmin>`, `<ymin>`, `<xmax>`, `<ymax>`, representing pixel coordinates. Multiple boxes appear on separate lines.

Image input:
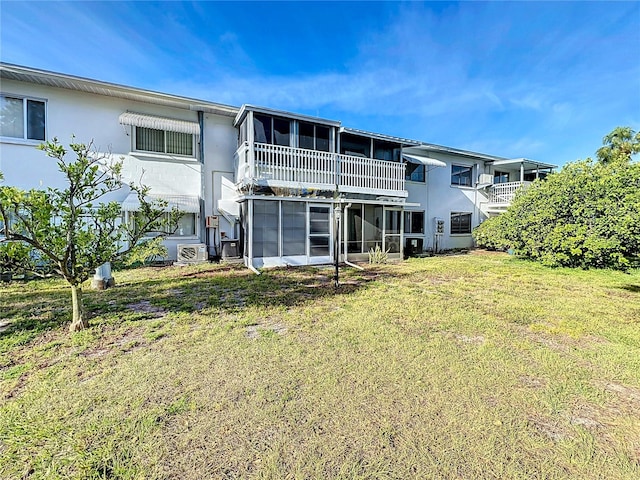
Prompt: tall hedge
<box><xmin>474</xmin><ymin>134</ymin><xmax>640</xmax><ymax>270</ymax></box>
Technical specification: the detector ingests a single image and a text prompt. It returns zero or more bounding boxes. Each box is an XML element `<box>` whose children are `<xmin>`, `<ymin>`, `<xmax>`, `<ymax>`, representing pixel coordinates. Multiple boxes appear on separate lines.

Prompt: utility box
<box><xmin>206</xmin><ymin>215</ymin><xmax>219</xmax><ymax>228</ymax></box>
<box><xmin>405</xmin><ymin>237</ymin><xmax>424</xmax><ymax>257</ymax></box>
<box><xmin>434</xmin><ymin>217</ymin><xmax>445</xmax><ymax>235</ymax></box>
<box><xmin>221</xmin><ymin>239</ymin><xmax>240</xmax><ymax>259</ymax></box>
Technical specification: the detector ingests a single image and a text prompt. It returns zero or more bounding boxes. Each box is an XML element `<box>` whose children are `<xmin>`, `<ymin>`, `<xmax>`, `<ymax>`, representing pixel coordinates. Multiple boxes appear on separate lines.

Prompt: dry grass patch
<box><xmin>1</xmin><ymin>252</ymin><xmax>639</xmax><ymax>479</ymax></box>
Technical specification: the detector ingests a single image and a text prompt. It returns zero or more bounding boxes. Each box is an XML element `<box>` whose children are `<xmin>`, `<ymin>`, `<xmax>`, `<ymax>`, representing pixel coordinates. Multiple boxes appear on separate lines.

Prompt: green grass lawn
<box><xmin>1</xmin><ymin>251</ymin><xmax>639</xmax><ymax>479</ymax></box>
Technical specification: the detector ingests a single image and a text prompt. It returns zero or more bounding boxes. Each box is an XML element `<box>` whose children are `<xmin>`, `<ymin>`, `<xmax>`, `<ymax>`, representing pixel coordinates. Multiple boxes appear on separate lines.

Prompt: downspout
<box><xmin>198</xmin><ymin>111</ymin><xmax>206</xmax><ymax>247</ymax></box>
<box><xmin>474</xmin><ymin>163</ymin><xmax>480</xmax><ymax>245</ymax></box>
<box><xmin>425</xmin><ymin>164</ymin><xmax>430</xmax><ymax>252</ymax></box>
<box><xmin>247</xmin><ymin>262</ymin><xmax>261</xmax><ymax>275</ymax></box>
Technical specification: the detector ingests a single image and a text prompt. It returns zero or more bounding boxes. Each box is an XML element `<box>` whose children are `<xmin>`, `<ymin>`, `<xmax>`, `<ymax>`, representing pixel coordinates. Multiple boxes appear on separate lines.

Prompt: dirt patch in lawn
<box><xmin>81</xmin><ymin>329</ymin><xmax>146</xmax><ymax>359</ymax></box>
<box><xmin>126</xmin><ymin>300</ymin><xmax>166</xmax><ymax>317</ymax></box>
<box><xmin>528</xmin><ymin>415</ymin><xmax>571</xmax><ymax>442</ymax></box>
<box><xmin>246</xmin><ymin>322</ymin><xmax>288</xmax><ymax>339</ymax></box>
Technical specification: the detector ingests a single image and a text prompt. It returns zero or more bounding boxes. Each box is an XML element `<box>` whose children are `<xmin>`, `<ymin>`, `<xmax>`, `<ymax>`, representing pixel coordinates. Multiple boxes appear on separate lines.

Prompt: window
<box><xmin>238</xmin><ymin>118</ymin><xmax>248</xmax><ymax>145</ymax></box>
<box><xmin>135</xmin><ymin>127</ymin><xmax>193</xmax><ymax>156</ymax></box>
<box><xmin>405</xmin><ymin>161</ymin><xmax>425</xmax><ymax>182</ymax></box>
<box><xmin>316</xmin><ymin>126</ymin><xmax>330</xmax><ymax>152</ymax></box>
<box><xmin>251</xmin><ymin>200</ymin><xmax>332</xmax><ymax>258</ymax></box>
<box><xmin>404</xmin><ymin>211</ymin><xmax>424</xmax><ymax>234</ymax></box>
<box><xmin>1</xmin><ymin>95</ymin><xmax>46</xmax><ymax>141</ymax></box>
<box><xmin>309</xmin><ymin>205</ymin><xmax>330</xmax><ymax>256</ymax></box>
<box><xmin>299</xmin><ymin>122</ymin><xmax>330</xmax><ymax>152</ymax></box>
<box><xmin>524</xmin><ymin>171</ymin><xmax>550</xmax><ymax>181</ymax></box>
<box><xmin>131</xmin><ymin>212</ymin><xmax>196</xmax><ymax>237</ymax></box>
<box><xmin>373</xmin><ymin>139</ymin><xmax>401</xmax><ymax>162</ymax></box>
<box><xmin>451</xmin><ymin>164</ymin><xmax>473</xmax><ymax>187</ymax></box>
<box><xmin>253</xmin><ymin>200</ymin><xmax>279</xmax><ymax>257</ymax></box>
<box><xmin>341</xmin><ymin>133</ymin><xmax>371</xmax><ymax>158</ymax></box>
<box><xmin>384</xmin><ymin>209</ymin><xmax>402</xmax><ymax>253</ymax></box>
<box><xmin>175</xmin><ymin>213</ymin><xmax>196</xmax><ymax>236</ymax></box>
<box><xmin>282</xmin><ymin>202</ymin><xmax>306</xmax><ymax>256</ymax></box>
<box><xmin>253</xmin><ymin>114</ymin><xmax>291</xmax><ymax>146</ymax></box>
<box><xmin>494</xmin><ymin>171</ymin><xmax>510</xmax><ymax>184</ymax></box>
<box><xmin>450</xmin><ymin>212</ymin><xmax>472</xmax><ymax>234</ymax></box>
<box><xmin>273</xmin><ymin>118</ymin><xmax>290</xmax><ymax>146</ymax></box>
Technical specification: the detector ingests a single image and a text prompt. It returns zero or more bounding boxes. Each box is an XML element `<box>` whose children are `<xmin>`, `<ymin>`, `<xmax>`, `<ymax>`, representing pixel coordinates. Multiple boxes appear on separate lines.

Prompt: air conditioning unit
<box><xmin>177</xmin><ymin>243</ymin><xmax>208</xmax><ymax>263</ymax></box>
<box><xmin>221</xmin><ymin>239</ymin><xmax>241</xmax><ymax>259</ymax></box>
<box><xmin>478</xmin><ymin>173</ymin><xmax>493</xmax><ymax>186</ymax></box>
<box><xmin>386</xmin><ymin>240</ymin><xmax>400</xmax><ymax>253</ymax></box>
<box><xmin>405</xmin><ymin>237</ymin><xmax>424</xmax><ymax>257</ymax></box>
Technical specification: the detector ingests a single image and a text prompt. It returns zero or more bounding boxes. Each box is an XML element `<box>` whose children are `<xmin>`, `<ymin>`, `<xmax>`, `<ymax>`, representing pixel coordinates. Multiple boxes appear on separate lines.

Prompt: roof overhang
<box><xmin>491</xmin><ymin>158</ymin><xmax>556</xmax><ymax>170</ymax></box>
<box><xmin>121</xmin><ymin>193</ymin><xmax>200</xmax><ymax>213</ymax></box>
<box><xmin>0</xmin><ymin>62</ymin><xmax>239</xmax><ymax>117</ymax></box>
<box><xmin>402</xmin><ymin>153</ymin><xmax>446</xmax><ymax>168</ymax></box>
<box><xmin>407</xmin><ymin>144</ymin><xmax>505</xmax><ymax>162</ymax></box>
<box><xmin>341</xmin><ymin>127</ymin><xmax>421</xmax><ymax>146</ymax></box>
<box><xmin>234</xmin><ymin>104</ymin><xmax>341</xmax><ymax>128</ymax></box>
<box><xmin>119</xmin><ymin>112</ymin><xmax>200</xmax><ymax>135</ymax></box>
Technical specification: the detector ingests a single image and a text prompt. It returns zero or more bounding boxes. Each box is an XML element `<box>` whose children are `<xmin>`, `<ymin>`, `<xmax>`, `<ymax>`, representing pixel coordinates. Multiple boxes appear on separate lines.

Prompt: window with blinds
<box><xmin>0</xmin><ymin>95</ymin><xmax>46</xmax><ymax>141</ymax></box>
<box><xmin>135</xmin><ymin>127</ymin><xmax>193</xmax><ymax>156</ymax></box>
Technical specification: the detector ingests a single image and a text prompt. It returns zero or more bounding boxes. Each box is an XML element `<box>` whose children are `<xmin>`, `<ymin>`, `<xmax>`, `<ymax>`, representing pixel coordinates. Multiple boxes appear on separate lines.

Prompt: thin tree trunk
<box><xmin>69</xmin><ymin>284</ymin><xmax>88</xmax><ymax>332</ymax></box>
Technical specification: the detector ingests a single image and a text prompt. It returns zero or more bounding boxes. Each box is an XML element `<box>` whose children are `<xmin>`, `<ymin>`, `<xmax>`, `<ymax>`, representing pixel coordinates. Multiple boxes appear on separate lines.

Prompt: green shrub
<box><xmin>476</xmin><ymin>157</ymin><xmax>640</xmax><ymax>270</ymax></box>
<box><xmin>473</xmin><ymin>215</ymin><xmax>510</xmax><ymax>251</ymax></box>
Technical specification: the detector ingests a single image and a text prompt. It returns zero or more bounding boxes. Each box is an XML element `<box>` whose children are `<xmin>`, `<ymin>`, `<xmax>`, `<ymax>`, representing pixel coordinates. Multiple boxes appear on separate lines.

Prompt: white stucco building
<box><xmin>0</xmin><ymin>63</ymin><xmax>555</xmax><ymax>267</ymax></box>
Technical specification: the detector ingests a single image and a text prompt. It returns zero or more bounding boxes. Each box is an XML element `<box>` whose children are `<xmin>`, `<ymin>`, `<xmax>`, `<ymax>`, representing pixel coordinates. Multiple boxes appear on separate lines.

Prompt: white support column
<box><xmin>247</xmin><ymin>200</ymin><xmax>253</xmax><ymax>264</ymax></box>
<box><xmin>247</xmin><ymin>111</ymin><xmax>255</xmax><ymax>179</ymax></box>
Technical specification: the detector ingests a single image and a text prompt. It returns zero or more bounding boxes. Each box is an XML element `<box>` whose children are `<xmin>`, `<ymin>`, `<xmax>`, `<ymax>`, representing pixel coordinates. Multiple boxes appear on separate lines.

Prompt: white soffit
<box><xmin>119</xmin><ymin>112</ymin><xmax>200</xmax><ymax>135</ymax></box>
<box><xmin>121</xmin><ymin>193</ymin><xmax>200</xmax><ymax>213</ymax></box>
<box><xmin>402</xmin><ymin>153</ymin><xmax>446</xmax><ymax>168</ymax></box>
<box><xmin>492</xmin><ymin>158</ymin><xmax>556</xmax><ymax>169</ymax></box>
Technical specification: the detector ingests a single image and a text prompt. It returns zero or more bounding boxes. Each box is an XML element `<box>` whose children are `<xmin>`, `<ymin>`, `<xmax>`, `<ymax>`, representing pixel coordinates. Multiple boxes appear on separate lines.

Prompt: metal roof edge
<box><xmin>0</xmin><ymin>62</ymin><xmax>239</xmax><ymax>117</ymax></box>
<box><xmin>340</xmin><ymin>127</ymin><xmax>421</xmax><ymax>146</ymax></box>
<box><xmin>234</xmin><ymin>104</ymin><xmax>342</xmax><ymax>127</ymax></box>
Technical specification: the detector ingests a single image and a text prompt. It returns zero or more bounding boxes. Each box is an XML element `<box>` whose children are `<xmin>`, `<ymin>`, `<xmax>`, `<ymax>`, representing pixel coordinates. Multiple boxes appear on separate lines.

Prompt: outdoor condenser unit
<box><xmin>177</xmin><ymin>244</ymin><xmax>208</xmax><ymax>263</ymax></box>
<box><xmin>405</xmin><ymin>237</ymin><xmax>424</xmax><ymax>257</ymax></box>
<box><xmin>477</xmin><ymin>173</ymin><xmax>493</xmax><ymax>186</ymax></box>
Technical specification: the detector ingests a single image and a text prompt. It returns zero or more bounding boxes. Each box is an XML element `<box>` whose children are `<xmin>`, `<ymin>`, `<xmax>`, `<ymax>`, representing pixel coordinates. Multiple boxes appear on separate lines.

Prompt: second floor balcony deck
<box><xmin>487</xmin><ymin>181</ymin><xmax>532</xmax><ymax>205</ymax></box>
<box><xmin>235</xmin><ymin>142</ymin><xmax>408</xmax><ymax>198</ymax></box>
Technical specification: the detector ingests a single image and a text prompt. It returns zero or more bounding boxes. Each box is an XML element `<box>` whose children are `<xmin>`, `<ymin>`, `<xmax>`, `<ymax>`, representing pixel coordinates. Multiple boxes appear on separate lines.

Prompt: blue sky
<box><xmin>1</xmin><ymin>1</ymin><xmax>639</xmax><ymax>166</ymax></box>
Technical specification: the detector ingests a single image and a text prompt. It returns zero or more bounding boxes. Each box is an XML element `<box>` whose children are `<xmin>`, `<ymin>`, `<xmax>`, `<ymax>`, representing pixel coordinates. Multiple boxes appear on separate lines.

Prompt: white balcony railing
<box><xmin>255</xmin><ymin>143</ymin><xmax>336</xmax><ymax>186</ymax></box>
<box><xmin>487</xmin><ymin>181</ymin><xmax>532</xmax><ymax>204</ymax></box>
<box><xmin>235</xmin><ymin>142</ymin><xmax>407</xmax><ymax>197</ymax></box>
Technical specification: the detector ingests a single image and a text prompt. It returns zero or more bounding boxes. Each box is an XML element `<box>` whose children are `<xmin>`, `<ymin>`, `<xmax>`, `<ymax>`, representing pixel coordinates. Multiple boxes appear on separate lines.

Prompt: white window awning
<box><xmin>119</xmin><ymin>112</ymin><xmax>200</xmax><ymax>135</ymax></box>
<box><xmin>121</xmin><ymin>193</ymin><xmax>201</xmax><ymax>213</ymax></box>
<box><xmin>402</xmin><ymin>153</ymin><xmax>447</xmax><ymax>168</ymax></box>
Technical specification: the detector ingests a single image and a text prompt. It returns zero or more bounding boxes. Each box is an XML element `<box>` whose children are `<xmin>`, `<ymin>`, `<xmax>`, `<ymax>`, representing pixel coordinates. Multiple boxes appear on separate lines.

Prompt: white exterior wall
<box><xmin>201</xmin><ymin>113</ymin><xmax>238</xmax><ymax>256</ymax></box>
<box><xmin>0</xmin><ymin>78</ymin><xmax>232</xmax><ymax>260</ymax></box>
<box><xmin>405</xmin><ymin>154</ymin><xmax>489</xmax><ymax>252</ymax></box>
<box><xmin>2</xmin><ymin>69</ymin><xmax>542</xmax><ymax>263</ymax></box>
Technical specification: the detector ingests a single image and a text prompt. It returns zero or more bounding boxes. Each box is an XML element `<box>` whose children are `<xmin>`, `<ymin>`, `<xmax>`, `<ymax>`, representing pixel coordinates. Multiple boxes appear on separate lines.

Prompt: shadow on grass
<box><xmin>619</xmin><ymin>284</ymin><xmax>640</xmax><ymax>293</ymax></box>
<box><xmin>0</xmin><ymin>283</ymin><xmax>70</xmax><ymax>342</ymax></box>
<box><xmin>0</xmin><ymin>264</ymin><xmax>387</xmax><ymax>338</ymax></box>
<box><xmin>108</xmin><ymin>265</ymin><xmax>385</xmax><ymax>317</ymax></box>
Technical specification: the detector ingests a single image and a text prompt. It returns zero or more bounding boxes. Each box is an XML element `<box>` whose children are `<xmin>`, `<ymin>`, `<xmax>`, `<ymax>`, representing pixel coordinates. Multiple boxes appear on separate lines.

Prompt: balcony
<box><xmin>486</xmin><ymin>181</ymin><xmax>532</xmax><ymax>211</ymax></box>
<box><xmin>235</xmin><ymin>142</ymin><xmax>407</xmax><ymax>198</ymax></box>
